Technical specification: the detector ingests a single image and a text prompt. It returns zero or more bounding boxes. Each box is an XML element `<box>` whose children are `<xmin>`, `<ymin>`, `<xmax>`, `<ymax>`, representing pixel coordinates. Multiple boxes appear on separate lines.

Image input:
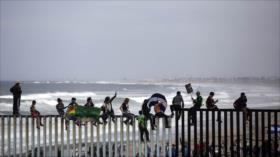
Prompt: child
<box><xmin>137</xmin><ymin>111</ymin><xmax>150</xmax><ymax>142</ymax></box>
<box><xmin>30</xmin><ymin>100</ymin><xmax>44</xmax><ymax>129</ymax></box>
<box><xmin>56</xmin><ymin>98</ymin><xmax>66</xmax><ymax>117</ymax></box>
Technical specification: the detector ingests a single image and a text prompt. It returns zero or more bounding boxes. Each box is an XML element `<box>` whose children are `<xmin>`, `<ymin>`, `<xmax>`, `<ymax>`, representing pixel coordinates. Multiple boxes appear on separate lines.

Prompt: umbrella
<box><xmin>147</xmin><ymin>93</ymin><xmax>167</xmax><ymax>112</ymax></box>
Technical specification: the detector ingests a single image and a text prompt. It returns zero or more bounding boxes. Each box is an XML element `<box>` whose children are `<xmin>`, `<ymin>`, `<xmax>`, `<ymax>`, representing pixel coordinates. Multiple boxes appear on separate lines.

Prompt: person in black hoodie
<box><xmin>141</xmin><ymin>99</ymin><xmax>156</xmax><ymax>130</ymax></box>
<box><xmin>233</xmin><ymin>92</ymin><xmax>250</xmax><ymax>121</ymax></box>
<box><xmin>10</xmin><ymin>82</ymin><xmax>22</xmax><ymax>116</ymax></box>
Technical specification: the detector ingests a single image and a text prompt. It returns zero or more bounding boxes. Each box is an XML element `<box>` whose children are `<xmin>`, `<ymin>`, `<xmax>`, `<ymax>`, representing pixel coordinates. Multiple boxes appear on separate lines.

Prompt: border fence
<box><xmin>0</xmin><ymin>108</ymin><xmax>280</xmax><ymax>157</ymax></box>
<box><xmin>175</xmin><ymin>108</ymin><xmax>280</xmax><ymax>157</ymax></box>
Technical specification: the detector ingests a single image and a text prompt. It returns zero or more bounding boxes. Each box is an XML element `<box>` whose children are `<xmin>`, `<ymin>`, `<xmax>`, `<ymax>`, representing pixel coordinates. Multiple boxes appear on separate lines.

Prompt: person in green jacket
<box><xmin>189</xmin><ymin>91</ymin><xmax>203</xmax><ymax>125</ymax></box>
<box><xmin>137</xmin><ymin>111</ymin><xmax>150</xmax><ymax>142</ymax></box>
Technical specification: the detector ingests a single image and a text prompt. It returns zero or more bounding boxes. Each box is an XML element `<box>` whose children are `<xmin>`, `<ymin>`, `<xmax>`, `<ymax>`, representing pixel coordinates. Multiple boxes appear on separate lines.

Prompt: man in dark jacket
<box><xmin>234</xmin><ymin>92</ymin><xmax>250</xmax><ymax>121</ymax></box>
<box><xmin>170</xmin><ymin>91</ymin><xmax>184</xmax><ymax>120</ymax></box>
<box><xmin>189</xmin><ymin>91</ymin><xmax>203</xmax><ymax>125</ymax></box>
<box><xmin>10</xmin><ymin>82</ymin><xmax>22</xmax><ymax>116</ymax></box>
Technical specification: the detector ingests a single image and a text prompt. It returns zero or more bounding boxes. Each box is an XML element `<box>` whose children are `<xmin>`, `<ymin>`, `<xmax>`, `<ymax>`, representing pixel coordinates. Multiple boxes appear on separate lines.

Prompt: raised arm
<box><xmin>109</xmin><ymin>92</ymin><xmax>117</xmax><ymax>103</ymax></box>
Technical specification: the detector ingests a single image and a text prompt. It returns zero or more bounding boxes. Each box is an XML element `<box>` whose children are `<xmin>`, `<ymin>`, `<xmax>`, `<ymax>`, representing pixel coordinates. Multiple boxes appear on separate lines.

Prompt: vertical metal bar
<box><xmin>150</xmin><ymin>118</ymin><xmax>154</xmax><ymax>157</ymax></box>
<box><xmin>200</xmin><ymin>110</ymin><xmax>203</xmax><ymax>157</ymax></box>
<box><xmin>20</xmin><ymin>116</ymin><xmax>23</xmax><ymax>157</ymax></box>
<box><xmin>261</xmin><ymin>111</ymin><xmax>265</xmax><ymax>157</ymax></box>
<box><xmin>26</xmin><ymin>117</ymin><xmax>29</xmax><ymax>157</ymax></box>
<box><xmin>224</xmin><ymin>111</ymin><xmax>228</xmax><ymax>157</ymax></box>
<box><xmin>187</xmin><ymin>110</ymin><xmax>191</xmax><ymax>157</ymax></box>
<box><xmin>31</xmin><ymin>118</ymin><xmax>35</xmax><ymax>157</ymax></box>
<box><xmin>249</xmin><ymin>112</ymin><xmax>253</xmax><ymax>157</ymax></box>
<box><xmin>274</xmin><ymin>112</ymin><xmax>278</xmax><ymax>157</ymax></box>
<box><xmin>138</xmin><ymin>120</ymin><xmax>141</xmax><ymax>157</ymax></box>
<box><xmin>194</xmin><ymin>110</ymin><xmax>198</xmax><ymax>157</ymax></box>
<box><xmin>97</xmin><ymin>123</ymin><xmax>100</xmax><ymax>157</ymax></box>
<box><xmin>162</xmin><ymin>117</ymin><xmax>166</xmax><ymax>157</ymax></box>
<box><xmin>102</xmin><ymin>121</ymin><xmax>106</xmax><ymax>157</ymax></box>
<box><xmin>168</xmin><ymin>118</ymin><xmax>172</xmax><ymax>157</ymax></box>
<box><xmin>236</xmin><ymin>111</ymin><xmax>240</xmax><ymax>157</ymax></box>
<box><xmin>181</xmin><ymin>109</ymin><xmax>185</xmax><ymax>157</ymax></box>
<box><xmin>114</xmin><ymin>118</ymin><xmax>118</xmax><ymax>157</ymax></box>
<box><xmin>218</xmin><ymin>110</ymin><xmax>222</xmax><ymax>157</ymax></box>
<box><xmin>126</xmin><ymin>120</ymin><xmax>130</xmax><ymax>157</ymax></box>
<box><xmin>255</xmin><ymin>111</ymin><xmax>259</xmax><ymax>157</ymax></box>
<box><xmin>175</xmin><ymin>111</ymin><xmax>179</xmax><ymax>157</ymax></box>
<box><xmin>73</xmin><ymin>121</ymin><xmax>76</xmax><ymax>157</ymax></box>
<box><xmin>1</xmin><ymin>116</ymin><xmax>4</xmax><ymax>157</ymax></box>
<box><xmin>211</xmin><ymin>110</ymin><xmax>215</xmax><ymax>157</ymax></box>
<box><xmin>267</xmin><ymin>112</ymin><xmax>271</xmax><ymax>157</ymax></box>
<box><xmin>13</xmin><ymin>117</ymin><xmax>17</xmax><ymax>157</ymax></box>
<box><xmin>156</xmin><ymin>118</ymin><xmax>159</xmax><ymax>157</ymax></box>
<box><xmin>78</xmin><ymin>123</ymin><xmax>82</xmax><ymax>157</ymax></box>
<box><xmin>55</xmin><ymin>116</ymin><xmax>58</xmax><ymax>157</ymax></box>
<box><xmin>60</xmin><ymin>118</ymin><xmax>64</xmax><ymax>157</ymax></box>
<box><xmin>206</xmin><ymin>110</ymin><xmax>209</xmax><ymax>157</ymax></box>
<box><xmin>230</xmin><ymin>111</ymin><xmax>233</xmax><ymax>156</ymax></box>
<box><xmin>43</xmin><ymin>117</ymin><xmax>46</xmax><ymax>157</ymax></box>
<box><xmin>85</xmin><ymin>122</ymin><xmax>88</xmax><ymax>157</ymax></box>
<box><xmin>37</xmin><ymin>119</ymin><xmax>41</xmax><ymax>157</ymax></box>
<box><xmin>8</xmin><ymin>116</ymin><xmax>11</xmax><ymax>157</ymax></box>
<box><xmin>49</xmin><ymin>117</ymin><xmax>52</xmax><ymax>157</ymax></box>
<box><xmin>109</xmin><ymin>119</ymin><xmax>112</xmax><ymax>157</ymax></box>
<box><xmin>120</xmin><ymin>117</ymin><xmax>124</xmax><ymax>157</ymax></box>
<box><xmin>242</xmin><ymin>112</ymin><xmax>246</xmax><ymax>157</ymax></box>
<box><xmin>90</xmin><ymin>122</ymin><xmax>93</xmax><ymax>157</ymax></box>
<box><xmin>133</xmin><ymin>118</ymin><xmax>136</xmax><ymax>157</ymax></box>
<box><xmin>66</xmin><ymin>120</ymin><xmax>70</xmax><ymax>157</ymax></box>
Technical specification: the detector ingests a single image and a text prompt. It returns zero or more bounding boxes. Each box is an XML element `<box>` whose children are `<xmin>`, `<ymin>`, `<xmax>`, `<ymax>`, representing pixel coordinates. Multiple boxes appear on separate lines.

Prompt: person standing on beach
<box><xmin>10</xmin><ymin>81</ymin><xmax>22</xmax><ymax>116</ymax></box>
<box><xmin>170</xmin><ymin>91</ymin><xmax>184</xmax><ymax>120</ymax></box>
<box><xmin>101</xmin><ymin>92</ymin><xmax>117</xmax><ymax>124</ymax></box>
<box><xmin>233</xmin><ymin>92</ymin><xmax>250</xmax><ymax>121</ymax></box>
<box><xmin>120</xmin><ymin>98</ymin><xmax>134</xmax><ymax>125</ymax></box>
<box><xmin>30</xmin><ymin>100</ymin><xmax>44</xmax><ymax>129</ymax></box>
<box><xmin>189</xmin><ymin>91</ymin><xmax>203</xmax><ymax>125</ymax></box>
<box><xmin>206</xmin><ymin>92</ymin><xmax>222</xmax><ymax>123</ymax></box>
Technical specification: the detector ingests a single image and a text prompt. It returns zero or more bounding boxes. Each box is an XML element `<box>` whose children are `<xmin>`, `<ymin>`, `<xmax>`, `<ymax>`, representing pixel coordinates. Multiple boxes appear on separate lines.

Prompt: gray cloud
<box><xmin>0</xmin><ymin>1</ymin><xmax>279</xmax><ymax>81</ymax></box>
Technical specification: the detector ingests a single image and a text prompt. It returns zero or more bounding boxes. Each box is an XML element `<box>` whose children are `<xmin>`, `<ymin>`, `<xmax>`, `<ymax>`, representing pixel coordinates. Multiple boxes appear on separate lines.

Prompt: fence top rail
<box><xmin>0</xmin><ymin>108</ymin><xmax>279</xmax><ymax>117</ymax></box>
<box><xmin>180</xmin><ymin>108</ymin><xmax>280</xmax><ymax>112</ymax></box>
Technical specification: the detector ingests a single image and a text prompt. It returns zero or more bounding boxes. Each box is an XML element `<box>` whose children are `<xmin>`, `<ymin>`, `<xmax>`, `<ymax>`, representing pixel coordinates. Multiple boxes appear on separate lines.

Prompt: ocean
<box><xmin>0</xmin><ymin>79</ymin><xmax>279</xmax><ymax>115</ymax></box>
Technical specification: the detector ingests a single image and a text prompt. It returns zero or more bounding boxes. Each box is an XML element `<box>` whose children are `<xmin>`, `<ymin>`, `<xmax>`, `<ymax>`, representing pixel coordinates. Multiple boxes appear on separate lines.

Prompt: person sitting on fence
<box><xmin>137</xmin><ymin>111</ymin><xmax>150</xmax><ymax>142</ymax></box>
<box><xmin>141</xmin><ymin>99</ymin><xmax>156</xmax><ymax>130</ymax></box>
<box><xmin>189</xmin><ymin>91</ymin><xmax>203</xmax><ymax>125</ymax></box>
<box><xmin>101</xmin><ymin>92</ymin><xmax>117</xmax><ymax>124</ymax></box>
<box><xmin>56</xmin><ymin>98</ymin><xmax>67</xmax><ymax>117</ymax></box>
<box><xmin>120</xmin><ymin>98</ymin><xmax>134</xmax><ymax>125</ymax></box>
<box><xmin>65</xmin><ymin>97</ymin><xmax>79</xmax><ymax>129</ymax></box>
<box><xmin>233</xmin><ymin>92</ymin><xmax>250</xmax><ymax>121</ymax></box>
<box><xmin>84</xmin><ymin>97</ymin><xmax>94</xmax><ymax>107</ymax></box>
<box><xmin>206</xmin><ymin>92</ymin><xmax>222</xmax><ymax>123</ymax></box>
<box><xmin>30</xmin><ymin>100</ymin><xmax>44</xmax><ymax>129</ymax></box>
<box><xmin>170</xmin><ymin>91</ymin><xmax>184</xmax><ymax>120</ymax></box>
<box><xmin>154</xmin><ymin>101</ymin><xmax>170</xmax><ymax>128</ymax></box>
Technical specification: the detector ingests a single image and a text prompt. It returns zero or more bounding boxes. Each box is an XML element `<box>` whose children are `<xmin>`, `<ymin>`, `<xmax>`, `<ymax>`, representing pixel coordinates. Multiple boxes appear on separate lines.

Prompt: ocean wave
<box><xmin>0</xmin><ymin>92</ymin><xmax>97</xmax><ymax>100</ymax></box>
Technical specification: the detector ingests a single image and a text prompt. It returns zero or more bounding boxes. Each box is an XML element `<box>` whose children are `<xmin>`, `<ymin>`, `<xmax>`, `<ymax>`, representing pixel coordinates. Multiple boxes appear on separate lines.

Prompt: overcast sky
<box><xmin>0</xmin><ymin>1</ymin><xmax>279</xmax><ymax>81</ymax></box>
